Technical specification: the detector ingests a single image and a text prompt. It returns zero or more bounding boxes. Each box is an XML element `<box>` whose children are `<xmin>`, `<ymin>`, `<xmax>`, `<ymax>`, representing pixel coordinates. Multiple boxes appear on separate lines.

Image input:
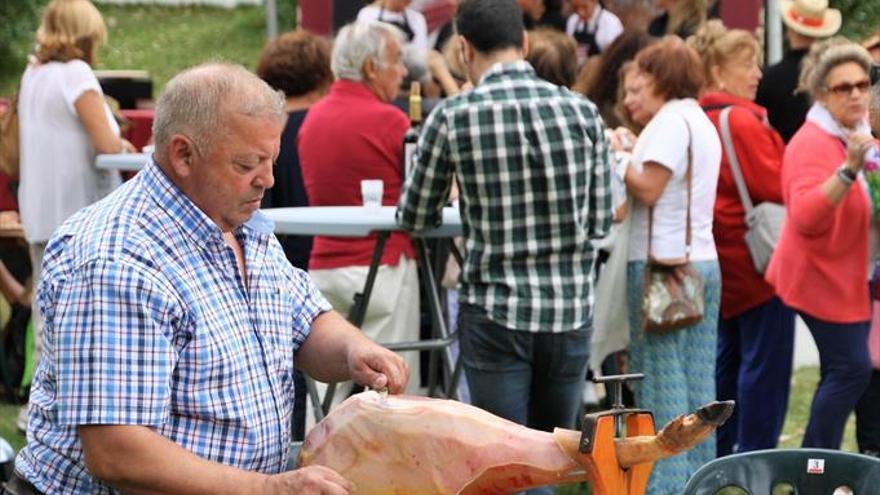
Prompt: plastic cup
<box><xmin>361</xmin><ymin>179</ymin><xmax>384</xmax><ymax>211</ymax></box>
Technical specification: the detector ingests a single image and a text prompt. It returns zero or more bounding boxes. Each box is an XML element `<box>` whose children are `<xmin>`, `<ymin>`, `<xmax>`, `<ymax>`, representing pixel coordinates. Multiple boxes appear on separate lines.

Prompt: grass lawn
<box><xmin>0</xmin><ymin>366</ymin><xmax>857</xmax><ymax>494</ymax></box>
<box><xmin>0</xmin><ymin>3</ymin><xmax>295</xmax><ymax>96</ymax></box>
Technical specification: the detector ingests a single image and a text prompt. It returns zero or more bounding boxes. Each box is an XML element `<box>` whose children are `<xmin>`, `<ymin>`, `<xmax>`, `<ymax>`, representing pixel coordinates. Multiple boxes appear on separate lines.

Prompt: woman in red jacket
<box><xmin>690</xmin><ymin>21</ymin><xmax>795</xmax><ymax>457</ymax></box>
<box><xmin>766</xmin><ymin>38</ymin><xmax>875</xmax><ymax>449</ymax></box>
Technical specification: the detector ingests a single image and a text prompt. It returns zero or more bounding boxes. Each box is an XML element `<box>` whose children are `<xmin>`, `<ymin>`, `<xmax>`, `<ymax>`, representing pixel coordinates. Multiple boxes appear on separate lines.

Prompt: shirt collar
<box><xmin>141</xmin><ymin>159</ymin><xmax>272</xmax><ymax>249</ymax></box>
<box><xmin>329</xmin><ymin>79</ymin><xmax>384</xmax><ymax>103</ymax></box>
<box><xmin>477</xmin><ymin>60</ymin><xmax>536</xmax><ymax>86</ymax></box>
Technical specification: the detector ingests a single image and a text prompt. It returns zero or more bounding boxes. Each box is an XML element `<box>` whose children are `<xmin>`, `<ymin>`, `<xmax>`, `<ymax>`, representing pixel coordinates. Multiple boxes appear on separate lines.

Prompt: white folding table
<box><xmin>263</xmin><ymin>206</ymin><xmax>464</xmax><ymax>420</ymax></box>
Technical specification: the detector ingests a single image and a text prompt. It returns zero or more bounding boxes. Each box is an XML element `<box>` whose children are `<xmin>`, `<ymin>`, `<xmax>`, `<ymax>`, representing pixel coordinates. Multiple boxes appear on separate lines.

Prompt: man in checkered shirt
<box><xmin>397</xmin><ymin>2</ymin><xmax>613</xmax><ymax>490</ymax></box>
<box><xmin>9</xmin><ymin>64</ymin><xmax>408</xmax><ymax>495</ymax></box>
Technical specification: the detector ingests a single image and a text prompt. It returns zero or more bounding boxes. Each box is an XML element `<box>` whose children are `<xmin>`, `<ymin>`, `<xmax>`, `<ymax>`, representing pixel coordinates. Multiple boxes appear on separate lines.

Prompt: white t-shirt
<box><xmin>356</xmin><ymin>5</ymin><xmax>430</xmax><ymax>55</ymax></box>
<box><xmin>18</xmin><ymin>60</ymin><xmax>122</xmax><ymax>243</ymax></box>
<box><xmin>565</xmin><ymin>7</ymin><xmax>624</xmax><ymax>53</ymax></box>
<box><xmin>628</xmin><ymin>99</ymin><xmax>721</xmax><ymax>262</ymax></box>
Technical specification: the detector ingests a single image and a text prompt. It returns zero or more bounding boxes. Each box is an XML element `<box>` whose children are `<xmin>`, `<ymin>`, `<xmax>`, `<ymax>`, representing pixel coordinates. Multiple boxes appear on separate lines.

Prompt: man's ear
<box><xmin>459</xmin><ymin>35</ymin><xmax>473</xmax><ymax>66</ymax></box>
<box><xmin>522</xmin><ymin>30</ymin><xmax>529</xmax><ymax>57</ymax></box>
<box><xmin>166</xmin><ymin>134</ymin><xmax>196</xmax><ymax>178</ymax></box>
<box><xmin>362</xmin><ymin>57</ymin><xmax>378</xmax><ymax>82</ymax></box>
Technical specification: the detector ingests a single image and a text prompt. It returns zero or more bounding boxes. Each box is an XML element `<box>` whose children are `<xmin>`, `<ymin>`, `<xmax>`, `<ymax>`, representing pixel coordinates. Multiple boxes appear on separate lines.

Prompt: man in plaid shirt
<box><xmin>398</xmin><ymin>2</ymin><xmax>612</xmax><ymax>489</ymax></box>
<box><xmin>10</xmin><ymin>64</ymin><xmax>407</xmax><ymax>495</ymax></box>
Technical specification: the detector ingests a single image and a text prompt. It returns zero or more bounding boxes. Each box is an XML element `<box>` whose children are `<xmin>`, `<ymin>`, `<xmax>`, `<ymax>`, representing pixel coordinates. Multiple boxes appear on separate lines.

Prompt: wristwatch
<box><xmin>837</xmin><ymin>166</ymin><xmax>857</xmax><ymax>185</ymax></box>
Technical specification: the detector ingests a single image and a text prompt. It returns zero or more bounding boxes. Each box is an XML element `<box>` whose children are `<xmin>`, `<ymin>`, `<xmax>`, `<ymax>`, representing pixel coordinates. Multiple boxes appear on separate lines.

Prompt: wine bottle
<box><xmin>403</xmin><ymin>81</ymin><xmax>422</xmax><ymax>180</ymax></box>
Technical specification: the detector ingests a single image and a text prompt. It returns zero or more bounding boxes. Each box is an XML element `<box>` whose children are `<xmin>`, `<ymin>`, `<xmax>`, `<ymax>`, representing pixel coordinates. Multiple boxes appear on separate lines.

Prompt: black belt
<box><xmin>3</xmin><ymin>472</ymin><xmax>44</xmax><ymax>495</ymax></box>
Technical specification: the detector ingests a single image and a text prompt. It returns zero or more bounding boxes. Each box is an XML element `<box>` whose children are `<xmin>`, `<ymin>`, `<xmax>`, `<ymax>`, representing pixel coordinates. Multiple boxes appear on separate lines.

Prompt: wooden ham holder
<box><xmin>567</xmin><ymin>374</ymin><xmax>733</xmax><ymax>495</ymax></box>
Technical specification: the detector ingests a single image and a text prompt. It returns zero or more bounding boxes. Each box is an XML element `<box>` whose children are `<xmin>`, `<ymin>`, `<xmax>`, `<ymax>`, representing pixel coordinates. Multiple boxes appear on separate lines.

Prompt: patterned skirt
<box><xmin>626</xmin><ymin>259</ymin><xmax>722</xmax><ymax>495</ymax></box>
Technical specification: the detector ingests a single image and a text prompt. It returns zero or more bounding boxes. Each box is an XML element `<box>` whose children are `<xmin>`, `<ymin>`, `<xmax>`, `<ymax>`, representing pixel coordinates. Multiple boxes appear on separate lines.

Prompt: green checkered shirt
<box><xmin>397</xmin><ymin>61</ymin><xmax>613</xmax><ymax>332</ymax></box>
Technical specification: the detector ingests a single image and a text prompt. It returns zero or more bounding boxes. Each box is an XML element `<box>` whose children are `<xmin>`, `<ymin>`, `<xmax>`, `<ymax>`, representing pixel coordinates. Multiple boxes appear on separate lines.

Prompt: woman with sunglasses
<box><xmin>766</xmin><ymin>38</ymin><xmax>876</xmax><ymax>449</ymax></box>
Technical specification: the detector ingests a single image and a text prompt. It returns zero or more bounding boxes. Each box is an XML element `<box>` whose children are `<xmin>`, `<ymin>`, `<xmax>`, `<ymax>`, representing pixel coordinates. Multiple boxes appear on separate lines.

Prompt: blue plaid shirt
<box><xmin>15</xmin><ymin>161</ymin><xmax>330</xmax><ymax>494</ymax></box>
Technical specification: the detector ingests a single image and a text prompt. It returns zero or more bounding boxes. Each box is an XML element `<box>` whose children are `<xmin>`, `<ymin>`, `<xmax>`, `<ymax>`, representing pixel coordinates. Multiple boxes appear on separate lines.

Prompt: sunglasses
<box><xmin>826</xmin><ymin>79</ymin><xmax>871</xmax><ymax>96</ymax></box>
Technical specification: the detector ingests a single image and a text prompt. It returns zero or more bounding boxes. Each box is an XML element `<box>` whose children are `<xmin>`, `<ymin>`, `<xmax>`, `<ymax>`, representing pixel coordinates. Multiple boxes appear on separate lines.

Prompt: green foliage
<box><xmin>832</xmin><ymin>0</ymin><xmax>880</xmax><ymax>40</ymax></box>
<box><xmin>0</xmin><ymin>1</ymin><xmax>300</xmax><ymax>96</ymax></box>
<box><xmin>0</xmin><ymin>0</ymin><xmax>47</xmax><ymax>95</ymax></box>
<box><xmin>97</xmin><ymin>4</ymin><xmax>270</xmax><ymax>95</ymax></box>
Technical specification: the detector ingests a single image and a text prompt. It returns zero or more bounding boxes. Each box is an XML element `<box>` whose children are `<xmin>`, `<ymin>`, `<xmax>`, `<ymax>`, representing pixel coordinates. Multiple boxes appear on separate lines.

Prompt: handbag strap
<box><xmin>648</xmin><ymin>116</ymin><xmax>694</xmax><ymax>261</ymax></box>
<box><xmin>719</xmin><ymin>106</ymin><xmax>755</xmax><ymax>213</ymax></box>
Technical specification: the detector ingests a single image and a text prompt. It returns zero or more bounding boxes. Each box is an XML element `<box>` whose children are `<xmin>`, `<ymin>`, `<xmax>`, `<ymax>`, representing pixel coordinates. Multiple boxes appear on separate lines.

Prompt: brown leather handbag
<box><xmin>640</xmin><ymin>119</ymin><xmax>705</xmax><ymax>334</ymax></box>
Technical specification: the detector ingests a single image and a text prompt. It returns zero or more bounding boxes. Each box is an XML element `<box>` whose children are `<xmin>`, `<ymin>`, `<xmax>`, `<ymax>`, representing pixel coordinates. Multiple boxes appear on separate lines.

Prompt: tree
<box><xmin>0</xmin><ymin>0</ymin><xmax>45</xmax><ymax>93</ymax></box>
<box><xmin>832</xmin><ymin>0</ymin><xmax>880</xmax><ymax>40</ymax></box>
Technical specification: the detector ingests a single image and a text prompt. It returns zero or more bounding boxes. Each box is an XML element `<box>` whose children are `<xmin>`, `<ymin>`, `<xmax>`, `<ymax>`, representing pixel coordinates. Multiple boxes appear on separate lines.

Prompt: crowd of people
<box><xmin>5</xmin><ymin>0</ymin><xmax>880</xmax><ymax>494</ymax></box>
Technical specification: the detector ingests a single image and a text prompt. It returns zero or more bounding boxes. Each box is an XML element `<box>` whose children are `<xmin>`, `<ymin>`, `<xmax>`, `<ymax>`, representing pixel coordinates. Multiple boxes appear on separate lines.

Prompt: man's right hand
<box><xmin>267</xmin><ymin>466</ymin><xmax>353</xmax><ymax>494</ymax></box>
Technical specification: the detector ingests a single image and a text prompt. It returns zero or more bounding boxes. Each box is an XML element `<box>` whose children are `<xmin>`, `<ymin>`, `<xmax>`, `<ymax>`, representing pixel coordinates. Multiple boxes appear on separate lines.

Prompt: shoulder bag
<box><xmin>719</xmin><ymin>106</ymin><xmax>785</xmax><ymax>274</ymax></box>
<box><xmin>641</xmin><ymin>118</ymin><xmax>705</xmax><ymax>334</ymax></box>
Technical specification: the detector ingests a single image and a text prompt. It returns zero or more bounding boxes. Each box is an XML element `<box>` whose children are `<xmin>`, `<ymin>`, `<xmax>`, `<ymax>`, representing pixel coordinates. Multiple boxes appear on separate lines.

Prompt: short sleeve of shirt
<box><xmin>639</xmin><ymin>110</ymin><xmax>689</xmax><ymax>176</ymax></box>
<box><xmin>54</xmin><ymin>259</ymin><xmax>179</xmax><ymax>427</ymax></box>
<box><xmin>289</xmin><ymin>269</ymin><xmax>332</xmax><ymax>350</ymax></box>
<box><xmin>60</xmin><ymin>60</ymin><xmax>102</xmax><ymax>115</ymax></box>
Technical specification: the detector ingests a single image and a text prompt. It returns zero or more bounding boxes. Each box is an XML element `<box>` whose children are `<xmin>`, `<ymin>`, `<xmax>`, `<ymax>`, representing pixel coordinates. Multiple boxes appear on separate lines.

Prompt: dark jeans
<box><xmin>856</xmin><ymin>369</ymin><xmax>880</xmax><ymax>455</ymax></box>
<box><xmin>458</xmin><ymin>303</ymin><xmax>590</xmax><ymax>495</ymax></box>
<box><xmin>716</xmin><ymin>296</ymin><xmax>795</xmax><ymax>456</ymax></box>
<box><xmin>799</xmin><ymin>312</ymin><xmax>872</xmax><ymax>449</ymax></box>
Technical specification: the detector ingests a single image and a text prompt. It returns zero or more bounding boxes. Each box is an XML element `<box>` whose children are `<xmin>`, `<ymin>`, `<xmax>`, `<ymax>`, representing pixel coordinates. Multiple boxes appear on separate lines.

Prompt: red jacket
<box><xmin>298</xmin><ymin>80</ymin><xmax>416</xmax><ymax>270</ymax></box>
<box><xmin>765</xmin><ymin>121</ymin><xmax>872</xmax><ymax>323</ymax></box>
<box><xmin>700</xmin><ymin>92</ymin><xmax>785</xmax><ymax>318</ymax></box>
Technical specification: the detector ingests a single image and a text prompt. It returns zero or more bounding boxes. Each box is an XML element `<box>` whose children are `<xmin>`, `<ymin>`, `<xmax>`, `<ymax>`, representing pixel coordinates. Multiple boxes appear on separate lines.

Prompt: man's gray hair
<box><xmin>152</xmin><ymin>63</ymin><xmax>285</xmax><ymax>154</ymax></box>
<box><xmin>331</xmin><ymin>21</ymin><xmax>405</xmax><ymax>82</ymax></box>
<box><xmin>799</xmin><ymin>37</ymin><xmax>874</xmax><ymax>100</ymax></box>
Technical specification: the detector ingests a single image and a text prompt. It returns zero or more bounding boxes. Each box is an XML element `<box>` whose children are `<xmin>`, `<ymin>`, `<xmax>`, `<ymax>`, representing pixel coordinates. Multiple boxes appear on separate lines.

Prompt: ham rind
<box><xmin>298</xmin><ymin>391</ymin><xmax>733</xmax><ymax>495</ymax></box>
<box><xmin>299</xmin><ymin>392</ymin><xmax>585</xmax><ymax>494</ymax></box>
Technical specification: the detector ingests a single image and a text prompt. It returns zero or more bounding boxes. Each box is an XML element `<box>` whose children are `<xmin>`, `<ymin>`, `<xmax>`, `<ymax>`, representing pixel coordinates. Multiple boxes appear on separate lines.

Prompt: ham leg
<box><xmin>299</xmin><ymin>391</ymin><xmax>733</xmax><ymax>495</ymax></box>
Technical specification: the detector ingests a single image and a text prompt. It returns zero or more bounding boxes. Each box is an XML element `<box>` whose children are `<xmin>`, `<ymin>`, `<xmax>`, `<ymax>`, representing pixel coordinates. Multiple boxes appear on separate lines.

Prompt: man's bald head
<box><xmin>152</xmin><ymin>63</ymin><xmax>285</xmax><ymax>164</ymax></box>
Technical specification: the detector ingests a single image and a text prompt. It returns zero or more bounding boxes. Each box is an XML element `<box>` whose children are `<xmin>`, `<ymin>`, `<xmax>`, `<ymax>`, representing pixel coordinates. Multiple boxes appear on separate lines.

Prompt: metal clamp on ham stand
<box><xmin>577</xmin><ymin>373</ymin><xmax>655</xmax><ymax>495</ymax></box>
<box><xmin>575</xmin><ymin>373</ymin><xmax>735</xmax><ymax>495</ymax></box>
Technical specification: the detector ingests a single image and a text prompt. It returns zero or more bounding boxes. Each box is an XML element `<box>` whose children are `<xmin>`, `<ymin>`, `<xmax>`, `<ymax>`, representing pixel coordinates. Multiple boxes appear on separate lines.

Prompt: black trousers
<box><xmin>856</xmin><ymin>369</ymin><xmax>880</xmax><ymax>455</ymax></box>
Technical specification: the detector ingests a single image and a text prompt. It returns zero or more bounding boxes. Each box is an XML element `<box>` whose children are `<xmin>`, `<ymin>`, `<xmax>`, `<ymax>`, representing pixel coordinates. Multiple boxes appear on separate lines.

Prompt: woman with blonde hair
<box><xmin>766</xmin><ymin>38</ymin><xmax>875</xmax><ymax>449</ymax></box>
<box><xmin>17</xmin><ymin>0</ymin><xmax>131</xmax><ymax>430</ymax></box>
<box><xmin>648</xmin><ymin>0</ymin><xmax>707</xmax><ymax>39</ymax></box>
<box><xmin>689</xmin><ymin>20</ymin><xmax>795</xmax><ymax>457</ymax></box>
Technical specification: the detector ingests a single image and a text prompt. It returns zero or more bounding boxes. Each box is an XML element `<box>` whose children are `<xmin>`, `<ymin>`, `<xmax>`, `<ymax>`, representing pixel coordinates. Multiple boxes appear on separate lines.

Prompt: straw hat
<box><xmin>780</xmin><ymin>0</ymin><xmax>841</xmax><ymax>38</ymax></box>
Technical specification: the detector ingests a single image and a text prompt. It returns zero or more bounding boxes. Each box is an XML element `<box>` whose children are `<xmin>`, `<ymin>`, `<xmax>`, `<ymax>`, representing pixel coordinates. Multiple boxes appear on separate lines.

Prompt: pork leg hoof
<box><xmin>696</xmin><ymin>400</ymin><xmax>735</xmax><ymax>427</ymax></box>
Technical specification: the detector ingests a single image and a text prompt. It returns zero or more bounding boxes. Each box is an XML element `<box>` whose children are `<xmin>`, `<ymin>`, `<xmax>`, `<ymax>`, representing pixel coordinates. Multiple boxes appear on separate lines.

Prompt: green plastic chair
<box><xmin>683</xmin><ymin>449</ymin><xmax>880</xmax><ymax>495</ymax></box>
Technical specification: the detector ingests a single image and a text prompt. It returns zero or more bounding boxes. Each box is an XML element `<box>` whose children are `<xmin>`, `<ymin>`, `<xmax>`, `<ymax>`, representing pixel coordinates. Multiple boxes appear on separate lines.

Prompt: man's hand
<box><xmin>347</xmin><ymin>339</ymin><xmax>409</xmax><ymax>393</ymax></box>
<box><xmin>267</xmin><ymin>466</ymin><xmax>353</xmax><ymax>495</ymax></box>
<box><xmin>296</xmin><ymin>310</ymin><xmax>410</xmax><ymax>393</ymax></box>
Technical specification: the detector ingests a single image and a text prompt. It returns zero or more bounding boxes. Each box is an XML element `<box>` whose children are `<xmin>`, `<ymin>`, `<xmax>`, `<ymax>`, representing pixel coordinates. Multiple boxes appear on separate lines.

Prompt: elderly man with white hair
<box><xmin>298</xmin><ymin>21</ymin><xmax>420</xmax><ymax>405</ymax></box>
<box><xmin>9</xmin><ymin>62</ymin><xmax>407</xmax><ymax>495</ymax></box>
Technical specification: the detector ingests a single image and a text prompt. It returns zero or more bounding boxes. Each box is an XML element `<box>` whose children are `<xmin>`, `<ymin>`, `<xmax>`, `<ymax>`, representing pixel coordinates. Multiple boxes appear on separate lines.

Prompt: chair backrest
<box><xmin>683</xmin><ymin>449</ymin><xmax>880</xmax><ymax>495</ymax></box>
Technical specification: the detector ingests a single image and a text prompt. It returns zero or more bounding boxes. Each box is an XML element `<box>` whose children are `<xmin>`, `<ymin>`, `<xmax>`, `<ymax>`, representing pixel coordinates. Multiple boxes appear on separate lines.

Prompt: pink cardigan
<box><xmin>766</xmin><ymin>122</ymin><xmax>872</xmax><ymax>323</ymax></box>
